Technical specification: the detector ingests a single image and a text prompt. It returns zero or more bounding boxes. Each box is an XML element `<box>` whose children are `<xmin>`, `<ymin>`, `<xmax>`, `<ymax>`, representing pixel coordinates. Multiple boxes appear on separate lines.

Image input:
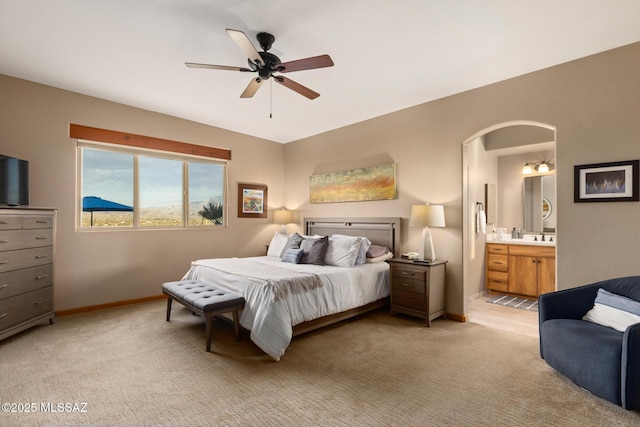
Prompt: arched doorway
<box><xmin>461</xmin><ymin>121</ymin><xmax>556</xmax><ymax>317</ymax></box>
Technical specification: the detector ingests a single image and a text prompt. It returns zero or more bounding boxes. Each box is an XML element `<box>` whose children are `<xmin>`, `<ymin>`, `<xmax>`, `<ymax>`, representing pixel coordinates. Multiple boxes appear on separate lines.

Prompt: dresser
<box><xmin>388</xmin><ymin>258</ymin><xmax>447</xmax><ymax>326</ymax></box>
<box><xmin>0</xmin><ymin>208</ymin><xmax>56</xmax><ymax>341</ymax></box>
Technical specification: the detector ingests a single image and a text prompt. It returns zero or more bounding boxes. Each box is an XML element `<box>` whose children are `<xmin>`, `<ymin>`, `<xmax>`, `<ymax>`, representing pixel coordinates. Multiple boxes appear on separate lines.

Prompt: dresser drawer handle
<box><xmin>35</xmin><ymin>255</ymin><xmax>49</xmax><ymax>259</ymax></box>
<box><xmin>36</xmin><ymin>220</ymin><xmax>49</xmax><ymax>224</ymax></box>
<box><xmin>36</xmin><ymin>274</ymin><xmax>49</xmax><ymax>280</ymax></box>
<box><xmin>0</xmin><ymin>284</ymin><xmax>7</xmax><ymax>289</ymax></box>
<box><xmin>401</xmin><ymin>271</ymin><xmax>416</xmax><ymax>276</ymax></box>
<box><xmin>401</xmin><ymin>283</ymin><xmax>415</xmax><ymax>288</ymax></box>
<box><xmin>0</xmin><ymin>261</ymin><xmax>8</xmax><ymax>265</ymax></box>
<box><xmin>35</xmin><ymin>236</ymin><xmax>49</xmax><ymax>240</ymax></box>
<box><xmin>405</xmin><ymin>298</ymin><xmax>415</xmax><ymax>303</ymax></box>
<box><xmin>0</xmin><ymin>240</ymin><xmax>8</xmax><ymax>244</ymax></box>
<box><xmin>0</xmin><ymin>313</ymin><xmax>7</xmax><ymax>319</ymax></box>
<box><xmin>0</xmin><ymin>221</ymin><xmax>7</xmax><ymax>225</ymax></box>
<box><xmin>35</xmin><ymin>300</ymin><xmax>48</xmax><ymax>305</ymax></box>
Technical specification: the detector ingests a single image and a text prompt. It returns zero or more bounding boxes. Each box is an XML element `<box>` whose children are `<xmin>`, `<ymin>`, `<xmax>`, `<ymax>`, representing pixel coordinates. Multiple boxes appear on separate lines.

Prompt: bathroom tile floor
<box><xmin>468</xmin><ymin>294</ymin><xmax>539</xmax><ymax>338</ymax></box>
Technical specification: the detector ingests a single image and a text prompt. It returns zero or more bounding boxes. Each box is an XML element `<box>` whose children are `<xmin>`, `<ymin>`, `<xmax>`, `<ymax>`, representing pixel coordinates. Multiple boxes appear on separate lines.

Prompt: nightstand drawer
<box><xmin>391</xmin><ymin>265</ymin><xmax>426</xmax><ymax>281</ymax></box>
<box><xmin>487</xmin><ymin>254</ymin><xmax>508</xmax><ymax>272</ymax></box>
<box><xmin>392</xmin><ymin>277</ymin><xmax>426</xmax><ymax>294</ymax></box>
<box><xmin>392</xmin><ymin>289</ymin><xmax>427</xmax><ymax>311</ymax></box>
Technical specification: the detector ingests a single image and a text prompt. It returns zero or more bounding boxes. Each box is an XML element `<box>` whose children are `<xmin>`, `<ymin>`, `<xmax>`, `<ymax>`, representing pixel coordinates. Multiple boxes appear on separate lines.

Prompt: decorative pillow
<box><xmin>280</xmin><ymin>233</ymin><xmax>303</xmax><ymax>256</ymax></box>
<box><xmin>281</xmin><ymin>248</ymin><xmax>303</xmax><ymax>264</ymax></box>
<box><xmin>267</xmin><ymin>232</ymin><xmax>289</xmax><ymax>257</ymax></box>
<box><xmin>366</xmin><ymin>252</ymin><xmax>394</xmax><ymax>263</ymax></box>
<box><xmin>324</xmin><ymin>235</ymin><xmax>362</xmax><ymax>268</ymax></box>
<box><xmin>332</xmin><ymin>234</ymin><xmax>371</xmax><ymax>265</ymax></box>
<box><xmin>367</xmin><ymin>244</ymin><xmax>390</xmax><ymax>259</ymax></box>
<box><xmin>300</xmin><ymin>236</ymin><xmax>329</xmax><ymax>265</ymax></box>
<box><xmin>582</xmin><ymin>288</ymin><xmax>640</xmax><ymax>332</ymax></box>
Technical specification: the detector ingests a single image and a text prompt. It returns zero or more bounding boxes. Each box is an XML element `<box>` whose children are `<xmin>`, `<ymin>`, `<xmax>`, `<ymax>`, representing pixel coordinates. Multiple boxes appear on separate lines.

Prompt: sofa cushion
<box><xmin>541</xmin><ymin>318</ymin><xmax>623</xmax><ymax>406</ymax></box>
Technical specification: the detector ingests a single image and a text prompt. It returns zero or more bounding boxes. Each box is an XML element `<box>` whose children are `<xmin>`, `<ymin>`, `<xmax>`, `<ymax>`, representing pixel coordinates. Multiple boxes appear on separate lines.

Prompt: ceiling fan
<box><xmin>186</xmin><ymin>29</ymin><xmax>334</xmax><ymax>100</ymax></box>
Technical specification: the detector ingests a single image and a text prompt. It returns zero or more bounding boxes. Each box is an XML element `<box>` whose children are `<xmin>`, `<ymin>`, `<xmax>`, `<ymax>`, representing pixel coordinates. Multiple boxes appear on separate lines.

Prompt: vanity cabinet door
<box><xmin>537</xmin><ymin>256</ymin><xmax>556</xmax><ymax>295</ymax></box>
<box><xmin>508</xmin><ymin>255</ymin><xmax>538</xmax><ymax>297</ymax></box>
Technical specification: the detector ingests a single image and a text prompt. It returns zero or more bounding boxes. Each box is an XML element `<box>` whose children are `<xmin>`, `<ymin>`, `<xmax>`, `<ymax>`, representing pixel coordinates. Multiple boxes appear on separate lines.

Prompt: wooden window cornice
<box><xmin>70</xmin><ymin>124</ymin><xmax>231</xmax><ymax>161</ymax></box>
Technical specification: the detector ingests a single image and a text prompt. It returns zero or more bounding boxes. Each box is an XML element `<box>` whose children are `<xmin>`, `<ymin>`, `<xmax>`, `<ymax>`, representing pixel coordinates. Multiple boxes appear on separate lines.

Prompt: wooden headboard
<box><xmin>304</xmin><ymin>217</ymin><xmax>401</xmax><ymax>257</ymax></box>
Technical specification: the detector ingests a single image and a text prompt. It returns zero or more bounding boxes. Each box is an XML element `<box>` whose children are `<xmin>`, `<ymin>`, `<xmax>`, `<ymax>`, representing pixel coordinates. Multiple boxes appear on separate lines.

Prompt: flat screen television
<box><xmin>0</xmin><ymin>155</ymin><xmax>29</xmax><ymax>206</ymax></box>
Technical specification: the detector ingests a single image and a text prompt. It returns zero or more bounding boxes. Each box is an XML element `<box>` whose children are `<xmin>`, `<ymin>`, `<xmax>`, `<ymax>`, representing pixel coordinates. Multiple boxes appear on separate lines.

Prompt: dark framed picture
<box><xmin>238</xmin><ymin>183</ymin><xmax>268</xmax><ymax>218</ymax></box>
<box><xmin>574</xmin><ymin>160</ymin><xmax>639</xmax><ymax>202</ymax></box>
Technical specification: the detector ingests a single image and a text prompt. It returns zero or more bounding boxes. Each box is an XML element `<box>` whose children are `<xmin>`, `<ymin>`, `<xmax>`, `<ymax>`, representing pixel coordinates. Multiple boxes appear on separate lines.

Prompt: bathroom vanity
<box><xmin>486</xmin><ymin>240</ymin><xmax>555</xmax><ymax>298</ymax></box>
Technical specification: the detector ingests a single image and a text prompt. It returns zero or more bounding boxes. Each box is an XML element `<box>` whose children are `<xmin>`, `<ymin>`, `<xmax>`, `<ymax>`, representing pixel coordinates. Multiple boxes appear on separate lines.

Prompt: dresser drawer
<box><xmin>0</xmin><ymin>216</ymin><xmax>22</xmax><ymax>230</ymax></box>
<box><xmin>0</xmin><ymin>286</ymin><xmax>53</xmax><ymax>330</ymax></box>
<box><xmin>0</xmin><ymin>247</ymin><xmax>53</xmax><ymax>273</ymax></box>
<box><xmin>22</xmin><ymin>215</ymin><xmax>54</xmax><ymax>229</ymax></box>
<box><xmin>487</xmin><ymin>254</ymin><xmax>508</xmax><ymax>272</ymax></box>
<box><xmin>487</xmin><ymin>270</ymin><xmax>509</xmax><ymax>292</ymax></box>
<box><xmin>392</xmin><ymin>277</ymin><xmax>426</xmax><ymax>294</ymax></box>
<box><xmin>392</xmin><ymin>289</ymin><xmax>427</xmax><ymax>311</ymax></box>
<box><xmin>0</xmin><ymin>265</ymin><xmax>53</xmax><ymax>299</ymax></box>
<box><xmin>391</xmin><ymin>265</ymin><xmax>426</xmax><ymax>281</ymax></box>
<box><xmin>0</xmin><ymin>229</ymin><xmax>53</xmax><ymax>251</ymax></box>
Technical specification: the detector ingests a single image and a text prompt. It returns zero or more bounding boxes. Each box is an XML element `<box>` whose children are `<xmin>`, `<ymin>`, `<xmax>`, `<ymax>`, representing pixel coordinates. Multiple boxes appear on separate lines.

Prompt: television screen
<box><xmin>0</xmin><ymin>155</ymin><xmax>29</xmax><ymax>206</ymax></box>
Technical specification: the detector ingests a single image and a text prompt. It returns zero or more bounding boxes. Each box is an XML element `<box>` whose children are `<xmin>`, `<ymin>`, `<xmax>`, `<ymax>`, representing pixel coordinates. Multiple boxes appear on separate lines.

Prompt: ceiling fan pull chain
<box><xmin>270</xmin><ymin>78</ymin><xmax>273</xmax><ymax>119</ymax></box>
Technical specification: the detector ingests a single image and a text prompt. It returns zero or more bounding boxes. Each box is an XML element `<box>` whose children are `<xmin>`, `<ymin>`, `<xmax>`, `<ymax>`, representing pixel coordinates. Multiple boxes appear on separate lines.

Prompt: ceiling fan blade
<box><xmin>185</xmin><ymin>62</ymin><xmax>252</xmax><ymax>72</ymax></box>
<box><xmin>274</xmin><ymin>76</ymin><xmax>320</xmax><ymax>99</ymax></box>
<box><xmin>226</xmin><ymin>29</ymin><xmax>264</xmax><ymax>66</ymax></box>
<box><xmin>278</xmin><ymin>54</ymin><xmax>334</xmax><ymax>73</ymax></box>
<box><xmin>240</xmin><ymin>77</ymin><xmax>263</xmax><ymax>98</ymax></box>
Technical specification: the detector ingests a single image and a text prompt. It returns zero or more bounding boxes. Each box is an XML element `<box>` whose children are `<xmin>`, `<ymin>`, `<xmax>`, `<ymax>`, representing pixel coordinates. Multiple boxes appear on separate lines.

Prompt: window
<box><xmin>78</xmin><ymin>143</ymin><xmax>227</xmax><ymax>229</ymax></box>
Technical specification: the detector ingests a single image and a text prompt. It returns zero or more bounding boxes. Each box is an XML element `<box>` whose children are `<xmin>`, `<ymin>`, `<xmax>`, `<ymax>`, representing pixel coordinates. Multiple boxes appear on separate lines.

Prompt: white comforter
<box><xmin>182</xmin><ymin>256</ymin><xmax>390</xmax><ymax>360</ymax></box>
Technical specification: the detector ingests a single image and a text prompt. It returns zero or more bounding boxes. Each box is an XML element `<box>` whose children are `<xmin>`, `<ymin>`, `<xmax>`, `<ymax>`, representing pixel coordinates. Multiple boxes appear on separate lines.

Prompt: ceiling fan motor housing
<box><xmin>249</xmin><ymin>51</ymin><xmax>282</xmax><ymax>79</ymax></box>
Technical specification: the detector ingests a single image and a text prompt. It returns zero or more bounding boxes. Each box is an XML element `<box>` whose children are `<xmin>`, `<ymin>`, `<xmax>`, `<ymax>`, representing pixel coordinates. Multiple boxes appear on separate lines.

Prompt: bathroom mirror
<box><xmin>523</xmin><ymin>174</ymin><xmax>556</xmax><ymax>233</ymax></box>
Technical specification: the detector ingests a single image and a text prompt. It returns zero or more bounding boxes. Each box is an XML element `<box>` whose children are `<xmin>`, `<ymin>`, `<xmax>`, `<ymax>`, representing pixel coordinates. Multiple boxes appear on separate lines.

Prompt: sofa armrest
<box><xmin>621</xmin><ymin>322</ymin><xmax>640</xmax><ymax>410</ymax></box>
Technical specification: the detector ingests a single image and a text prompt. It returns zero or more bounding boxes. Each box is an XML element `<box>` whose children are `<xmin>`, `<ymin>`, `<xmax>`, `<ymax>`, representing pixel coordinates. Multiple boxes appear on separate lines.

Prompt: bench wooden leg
<box><xmin>233</xmin><ymin>310</ymin><xmax>241</xmax><ymax>341</ymax></box>
<box><xmin>166</xmin><ymin>297</ymin><xmax>173</xmax><ymax>321</ymax></box>
<box><xmin>206</xmin><ymin>316</ymin><xmax>213</xmax><ymax>352</ymax></box>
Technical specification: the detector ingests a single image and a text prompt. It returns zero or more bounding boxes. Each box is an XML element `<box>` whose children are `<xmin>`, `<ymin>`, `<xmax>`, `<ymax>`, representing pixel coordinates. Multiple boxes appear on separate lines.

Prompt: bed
<box><xmin>181</xmin><ymin>217</ymin><xmax>400</xmax><ymax>360</ymax></box>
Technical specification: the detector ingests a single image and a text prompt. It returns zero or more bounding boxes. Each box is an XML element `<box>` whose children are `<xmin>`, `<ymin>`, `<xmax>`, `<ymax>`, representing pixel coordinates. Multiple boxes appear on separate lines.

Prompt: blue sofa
<box><xmin>538</xmin><ymin>276</ymin><xmax>640</xmax><ymax>410</ymax></box>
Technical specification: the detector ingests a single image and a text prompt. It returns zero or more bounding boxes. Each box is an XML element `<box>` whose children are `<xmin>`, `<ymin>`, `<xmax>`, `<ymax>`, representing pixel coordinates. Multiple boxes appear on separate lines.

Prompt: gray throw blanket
<box><xmin>193</xmin><ymin>258</ymin><xmax>323</xmax><ymax>300</ymax></box>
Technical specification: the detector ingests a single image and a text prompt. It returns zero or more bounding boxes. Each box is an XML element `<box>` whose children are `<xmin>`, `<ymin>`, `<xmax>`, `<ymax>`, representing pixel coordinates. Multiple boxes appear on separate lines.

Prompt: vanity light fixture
<box><xmin>522</xmin><ymin>161</ymin><xmax>555</xmax><ymax>175</ymax></box>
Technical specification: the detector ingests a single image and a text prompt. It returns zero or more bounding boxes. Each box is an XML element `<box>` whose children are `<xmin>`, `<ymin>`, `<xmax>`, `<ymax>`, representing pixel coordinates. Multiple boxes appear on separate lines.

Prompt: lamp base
<box><xmin>419</xmin><ymin>227</ymin><xmax>436</xmax><ymax>262</ymax></box>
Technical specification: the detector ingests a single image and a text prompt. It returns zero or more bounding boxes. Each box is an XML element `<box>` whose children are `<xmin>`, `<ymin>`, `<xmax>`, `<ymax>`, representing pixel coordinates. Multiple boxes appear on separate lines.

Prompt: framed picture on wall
<box><xmin>238</xmin><ymin>183</ymin><xmax>268</xmax><ymax>218</ymax></box>
<box><xmin>574</xmin><ymin>160</ymin><xmax>639</xmax><ymax>202</ymax></box>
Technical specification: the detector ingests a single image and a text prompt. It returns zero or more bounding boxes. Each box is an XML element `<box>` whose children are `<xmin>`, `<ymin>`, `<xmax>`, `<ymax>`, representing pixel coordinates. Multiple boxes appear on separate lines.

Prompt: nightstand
<box><xmin>388</xmin><ymin>258</ymin><xmax>447</xmax><ymax>326</ymax></box>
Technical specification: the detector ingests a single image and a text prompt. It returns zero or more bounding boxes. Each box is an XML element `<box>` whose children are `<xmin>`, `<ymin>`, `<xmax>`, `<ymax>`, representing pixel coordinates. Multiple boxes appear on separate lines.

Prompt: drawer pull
<box><xmin>35</xmin><ymin>300</ymin><xmax>48</xmax><ymax>305</ymax></box>
<box><xmin>0</xmin><ymin>284</ymin><xmax>7</xmax><ymax>289</ymax></box>
<box><xmin>492</xmin><ymin>261</ymin><xmax>504</xmax><ymax>265</ymax></box>
<box><xmin>35</xmin><ymin>255</ymin><xmax>49</xmax><ymax>259</ymax></box>
<box><xmin>0</xmin><ymin>261</ymin><xmax>8</xmax><ymax>265</ymax></box>
<box><xmin>405</xmin><ymin>299</ymin><xmax>415</xmax><ymax>303</ymax></box>
<box><xmin>36</xmin><ymin>220</ymin><xmax>49</xmax><ymax>224</ymax></box>
<box><xmin>0</xmin><ymin>240</ymin><xmax>8</xmax><ymax>244</ymax></box>
<box><xmin>36</xmin><ymin>274</ymin><xmax>49</xmax><ymax>280</ymax></box>
<box><xmin>401</xmin><ymin>283</ymin><xmax>415</xmax><ymax>288</ymax></box>
<box><xmin>0</xmin><ymin>313</ymin><xmax>7</xmax><ymax>319</ymax></box>
<box><xmin>0</xmin><ymin>221</ymin><xmax>7</xmax><ymax>225</ymax></box>
<box><xmin>401</xmin><ymin>272</ymin><xmax>416</xmax><ymax>276</ymax></box>
<box><xmin>35</xmin><ymin>236</ymin><xmax>49</xmax><ymax>240</ymax></box>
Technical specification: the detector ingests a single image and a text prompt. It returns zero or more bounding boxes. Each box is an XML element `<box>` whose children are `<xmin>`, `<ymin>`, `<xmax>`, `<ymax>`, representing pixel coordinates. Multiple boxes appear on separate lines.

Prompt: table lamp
<box><xmin>409</xmin><ymin>203</ymin><xmax>446</xmax><ymax>261</ymax></box>
<box><xmin>273</xmin><ymin>209</ymin><xmax>294</xmax><ymax>234</ymax></box>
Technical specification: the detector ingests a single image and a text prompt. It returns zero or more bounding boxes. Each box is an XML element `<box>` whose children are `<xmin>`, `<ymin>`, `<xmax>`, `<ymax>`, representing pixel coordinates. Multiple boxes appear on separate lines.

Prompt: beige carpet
<box><xmin>1</xmin><ymin>300</ymin><xmax>638</xmax><ymax>427</ymax></box>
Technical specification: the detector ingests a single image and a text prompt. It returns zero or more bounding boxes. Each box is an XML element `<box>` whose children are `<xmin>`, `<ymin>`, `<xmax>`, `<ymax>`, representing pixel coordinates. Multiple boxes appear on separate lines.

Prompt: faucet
<box><xmin>541</xmin><ymin>233</ymin><xmax>546</xmax><ymax>242</ymax></box>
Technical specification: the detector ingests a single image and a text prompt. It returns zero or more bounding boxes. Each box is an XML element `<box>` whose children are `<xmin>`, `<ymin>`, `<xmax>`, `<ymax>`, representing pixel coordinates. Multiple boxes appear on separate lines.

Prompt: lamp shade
<box><xmin>409</xmin><ymin>204</ymin><xmax>445</xmax><ymax>228</ymax></box>
<box><xmin>273</xmin><ymin>209</ymin><xmax>294</xmax><ymax>225</ymax></box>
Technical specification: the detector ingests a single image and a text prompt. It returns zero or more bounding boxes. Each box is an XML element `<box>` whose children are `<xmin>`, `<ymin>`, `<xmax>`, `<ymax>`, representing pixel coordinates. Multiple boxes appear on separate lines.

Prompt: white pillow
<box><xmin>266</xmin><ymin>232</ymin><xmax>289</xmax><ymax>257</ymax></box>
<box><xmin>332</xmin><ymin>234</ymin><xmax>371</xmax><ymax>265</ymax></box>
<box><xmin>583</xmin><ymin>288</ymin><xmax>640</xmax><ymax>332</ymax></box>
<box><xmin>324</xmin><ymin>235</ymin><xmax>362</xmax><ymax>268</ymax></box>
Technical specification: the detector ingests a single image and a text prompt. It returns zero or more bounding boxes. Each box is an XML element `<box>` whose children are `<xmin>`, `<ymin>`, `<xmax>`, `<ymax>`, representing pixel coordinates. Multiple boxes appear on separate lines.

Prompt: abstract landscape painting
<box><xmin>310</xmin><ymin>163</ymin><xmax>396</xmax><ymax>203</ymax></box>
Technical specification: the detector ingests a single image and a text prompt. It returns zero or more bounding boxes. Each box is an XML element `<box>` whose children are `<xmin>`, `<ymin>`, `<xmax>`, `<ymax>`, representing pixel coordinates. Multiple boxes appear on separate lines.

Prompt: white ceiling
<box><xmin>2</xmin><ymin>1</ymin><xmax>640</xmax><ymax>144</ymax></box>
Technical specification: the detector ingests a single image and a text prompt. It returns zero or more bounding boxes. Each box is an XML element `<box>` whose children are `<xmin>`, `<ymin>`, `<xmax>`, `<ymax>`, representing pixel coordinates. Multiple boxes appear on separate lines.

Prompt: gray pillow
<box><xmin>300</xmin><ymin>236</ymin><xmax>329</xmax><ymax>265</ymax></box>
<box><xmin>281</xmin><ymin>233</ymin><xmax>303</xmax><ymax>255</ymax></box>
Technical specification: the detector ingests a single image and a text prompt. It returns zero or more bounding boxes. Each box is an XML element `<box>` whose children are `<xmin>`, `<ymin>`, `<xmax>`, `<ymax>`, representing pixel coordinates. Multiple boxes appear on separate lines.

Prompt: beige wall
<box><xmin>0</xmin><ymin>75</ymin><xmax>285</xmax><ymax>311</ymax></box>
<box><xmin>285</xmin><ymin>42</ymin><xmax>640</xmax><ymax>316</ymax></box>
<box><xmin>3</xmin><ymin>40</ymin><xmax>640</xmax><ymax>316</ymax></box>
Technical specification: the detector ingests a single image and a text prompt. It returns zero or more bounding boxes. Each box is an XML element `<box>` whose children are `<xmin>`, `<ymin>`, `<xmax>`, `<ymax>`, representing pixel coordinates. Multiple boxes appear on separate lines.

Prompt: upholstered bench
<box><xmin>162</xmin><ymin>280</ymin><xmax>245</xmax><ymax>352</ymax></box>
